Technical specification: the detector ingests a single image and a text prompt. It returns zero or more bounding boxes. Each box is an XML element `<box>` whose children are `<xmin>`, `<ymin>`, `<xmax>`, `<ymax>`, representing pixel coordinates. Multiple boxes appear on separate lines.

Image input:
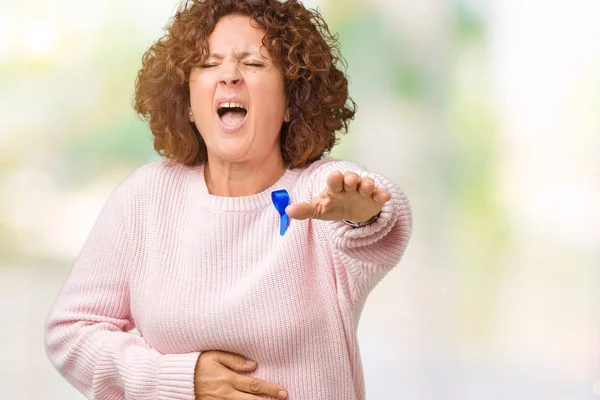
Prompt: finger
<box><xmin>233</xmin><ymin>376</ymin><xmax>288</xmax><ymax>399</ymax></box>
<box><xmin>326</xmin><ymin>171</ymin><xmax>344</xmax><ymax>194</ymax></box>
<box><xmin>285</xmin><ymin>201</ymin><xmax>313</xmax><ymax>220</ymax></box>
<box><xmin>372</xmin><ymin>188</ymin><xmax>392</xmax><ymax>204</ymax></box>
<box><xmin>357</xmin><ymin>177</ymin><xmax>375</xmax><ymax>197</ymax></box>
<box><xmin>235</xmin><ymin>393</ymin><xmax>280</xmax><ymax>400</ymax></box>
<box><xmin>342</xmin><ymin>172</ymin><xmax>360</xmax><ymax>192</ymax></box>
<box><xmin>214</xmin><ymin>352</ymin><xmax>257</xmax><ymax>372</ymax></box>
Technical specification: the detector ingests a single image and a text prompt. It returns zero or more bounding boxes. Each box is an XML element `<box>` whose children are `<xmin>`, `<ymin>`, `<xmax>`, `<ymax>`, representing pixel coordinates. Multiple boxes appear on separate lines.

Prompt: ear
<box><xmin>189</xmin><ymin>109</ymin><xmax>194</xmax><ymax>122</ymax></box>
<box><xmin>284</xmin><ymin>109</ymin><xmax>290</xmax><ymax>123</ymax></box>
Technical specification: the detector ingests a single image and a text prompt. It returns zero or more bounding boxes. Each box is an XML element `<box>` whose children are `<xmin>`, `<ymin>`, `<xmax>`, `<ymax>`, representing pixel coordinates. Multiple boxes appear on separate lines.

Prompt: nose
<box><xmin>219</xmin><ymin>59</ymin><xmax>243</xmax><ymax>87</ymax></box>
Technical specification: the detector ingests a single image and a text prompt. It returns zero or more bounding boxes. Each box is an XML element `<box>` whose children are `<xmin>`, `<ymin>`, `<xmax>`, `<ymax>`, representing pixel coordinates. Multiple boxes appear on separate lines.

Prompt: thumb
<box><xmin>214</xmin><ymin>352</ymin><xmax>257</xmax><ymax>372</ymax></box>
<box><xmin>286</xmin><ymin>200</ymin><xmax>318</xmax><ymax>220</ymax></box>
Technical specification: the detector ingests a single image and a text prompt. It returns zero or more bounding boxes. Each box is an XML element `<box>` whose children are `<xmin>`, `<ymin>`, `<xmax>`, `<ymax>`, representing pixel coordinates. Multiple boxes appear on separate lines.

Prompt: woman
<box><xmin>44</xmin><ymin>0</ymin><xmax>412</xmax><ymax>399</ymax></box>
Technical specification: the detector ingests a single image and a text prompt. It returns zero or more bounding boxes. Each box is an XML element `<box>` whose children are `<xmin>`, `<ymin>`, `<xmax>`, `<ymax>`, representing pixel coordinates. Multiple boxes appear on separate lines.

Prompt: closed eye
<box><xmin>200</xmin><ymin>64</ymin><xmax>218</xmax><ymax>69</ymax></box>
<box><xmin>245</xmin><ymin>62</ymin><xmax>264</xmax><ymax>67</ymax></box>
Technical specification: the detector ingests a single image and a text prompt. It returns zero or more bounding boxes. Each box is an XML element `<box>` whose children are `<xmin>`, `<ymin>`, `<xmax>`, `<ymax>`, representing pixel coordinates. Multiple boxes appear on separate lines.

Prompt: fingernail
<box><xmin>278</xmin><ymin>390</ymin><xmax>287</xmax><ymax>398</ymax></box>
<box><xmin>246</xmin><ymin>359</ymin><xmax>256</xmax><ymax>366</ymax></box>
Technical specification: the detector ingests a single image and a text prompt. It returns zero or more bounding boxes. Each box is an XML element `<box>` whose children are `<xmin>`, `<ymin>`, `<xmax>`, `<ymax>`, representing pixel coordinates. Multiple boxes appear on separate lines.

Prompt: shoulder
<box><xmin>300</xmin><ymin>156</ymin><xmax>368</xmax><ymax>178</ymax></box>
<box><xmin>298</xmin><ymin>156</ymin><xmax>378</xmax><ymax>185</ymax></box>
<box><xmin>129</xmin><ymin>157</ymin><xmax>190</xmax><ymax>183</ymax></box>
<box><xmin>113</xmin><ymin>158</ymin><xmax>198</xmax><ymax>202</ymax></box>
<box><xmin>125</xmin><ymin>158</ymin><xmax>196</xmax><ymax>187</ymax></box>
<box><xmin>293</xmin><ymin>156</ymin><xmax>381</xmax><ymax>197</ymax></box>
<box><xmin>295</xmin><ymin>156</ymin><xmax>403</xmax><ymax>197</ymax></box>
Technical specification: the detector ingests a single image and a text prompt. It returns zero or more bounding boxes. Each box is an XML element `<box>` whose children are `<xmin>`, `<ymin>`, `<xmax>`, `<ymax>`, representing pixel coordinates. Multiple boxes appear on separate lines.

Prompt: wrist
<box><xmin>342</xmin><ymin>211</ymin><xmax>381</xmax><ymax>228</ymax></box>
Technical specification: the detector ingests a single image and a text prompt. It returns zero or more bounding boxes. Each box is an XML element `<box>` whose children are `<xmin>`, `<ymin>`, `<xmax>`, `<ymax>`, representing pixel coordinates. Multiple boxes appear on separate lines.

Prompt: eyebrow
<box><xmin>207</xmin><ymin>51</ymin><xmax>267</xmax><ymax>60</ymax></box>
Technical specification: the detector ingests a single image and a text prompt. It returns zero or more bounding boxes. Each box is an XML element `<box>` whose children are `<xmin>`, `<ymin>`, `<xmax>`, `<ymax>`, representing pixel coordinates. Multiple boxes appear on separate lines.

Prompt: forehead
<box><xmin>208</xmin><ymin>15</ymin><xmax>266</xmax><ymax>52</ymax></box>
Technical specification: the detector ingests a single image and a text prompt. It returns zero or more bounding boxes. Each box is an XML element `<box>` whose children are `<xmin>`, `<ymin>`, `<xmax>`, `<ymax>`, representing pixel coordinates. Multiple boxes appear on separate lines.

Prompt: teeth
<box><xmin>218</xmin><ymin>101</ymin><xmax>245</xmax><ymax>110</ymax></box>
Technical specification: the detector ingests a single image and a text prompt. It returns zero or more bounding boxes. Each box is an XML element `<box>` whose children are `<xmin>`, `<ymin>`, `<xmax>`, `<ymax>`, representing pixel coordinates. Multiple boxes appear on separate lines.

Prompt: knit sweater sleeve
<box><xmin>44</xmin><ymin>182</ymin><xmax>199</xmax><ymax>400</ymax></box>
<box><xmin>310</xmin><ymin>159</ymin><xmax>413</xmax><ymax>305</ymax></box>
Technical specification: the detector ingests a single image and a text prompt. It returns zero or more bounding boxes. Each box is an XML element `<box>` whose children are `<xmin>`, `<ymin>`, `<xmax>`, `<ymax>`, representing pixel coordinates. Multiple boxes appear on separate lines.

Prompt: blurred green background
<box><xmin>1</xmin><ymin>0</ymin><xmax>599</xmax><ymax>398</ymax></box>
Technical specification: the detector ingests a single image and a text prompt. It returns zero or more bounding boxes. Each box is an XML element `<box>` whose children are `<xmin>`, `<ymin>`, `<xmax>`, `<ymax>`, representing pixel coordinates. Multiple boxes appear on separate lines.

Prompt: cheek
<box><xmin>247</xmin><ymin>77</ymin><xmax>286</xmax><ymax>107</ymax></box>
<box><xmin>190</xmin><ymin>78</ymin><xmax>216</xmax><ymax>108</ymax></box>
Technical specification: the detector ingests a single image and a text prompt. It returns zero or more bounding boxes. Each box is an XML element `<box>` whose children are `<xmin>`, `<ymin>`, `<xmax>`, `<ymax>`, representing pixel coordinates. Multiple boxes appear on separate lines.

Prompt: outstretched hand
<box><xmin>285</xmin><ymin>171</ymin><xmax>391</xmax><ymax>223</ymax></box>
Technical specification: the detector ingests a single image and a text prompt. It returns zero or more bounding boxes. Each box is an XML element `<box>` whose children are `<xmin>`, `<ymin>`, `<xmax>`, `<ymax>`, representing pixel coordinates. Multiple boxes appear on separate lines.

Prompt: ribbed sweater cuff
<box><xmin>158</xmin><ymin>352</ymin><xmax>200</xmax><ymax>400</ymax></box>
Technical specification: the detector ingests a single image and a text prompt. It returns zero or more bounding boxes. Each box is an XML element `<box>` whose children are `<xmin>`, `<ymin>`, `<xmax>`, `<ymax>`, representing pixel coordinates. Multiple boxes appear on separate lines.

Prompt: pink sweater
<box><xmin>44</xmin><ymin>156</ymin><xmax>412</xmax><ymax>400</ymax></box>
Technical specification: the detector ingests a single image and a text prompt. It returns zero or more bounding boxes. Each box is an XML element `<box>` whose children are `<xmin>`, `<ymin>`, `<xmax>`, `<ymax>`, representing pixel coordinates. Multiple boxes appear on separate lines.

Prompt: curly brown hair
<box><xmin>133</xmin><ymin>0</ymin><xmax>357</xmax><ymax>169</ymax></box>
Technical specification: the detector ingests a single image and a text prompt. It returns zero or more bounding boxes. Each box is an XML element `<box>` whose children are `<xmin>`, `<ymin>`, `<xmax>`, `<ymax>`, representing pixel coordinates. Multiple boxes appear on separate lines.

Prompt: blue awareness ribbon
<box><xmin>271</xmin><ymin>189</ymin><xmax>290</xmax><ymax>236</ymax></box>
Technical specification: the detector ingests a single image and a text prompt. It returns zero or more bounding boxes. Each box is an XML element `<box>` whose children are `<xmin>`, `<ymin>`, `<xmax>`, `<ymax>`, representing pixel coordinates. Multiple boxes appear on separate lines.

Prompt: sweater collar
<box><xmin>193</xmin><ymin>163</ymin><xmax>302</xmax><ymax>212</ymax></box>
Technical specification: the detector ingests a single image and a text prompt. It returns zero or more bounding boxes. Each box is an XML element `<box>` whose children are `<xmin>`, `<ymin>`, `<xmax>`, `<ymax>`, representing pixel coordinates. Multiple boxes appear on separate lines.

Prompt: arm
<box><xmin>289</xmin><ymin>159</ymin><xmax>412</xmax><ymax>305</ymax></box>
<box><xmin>44</xmin><ymin>185</ymin><xmax>199</xmax><ymax>400</ymax></box>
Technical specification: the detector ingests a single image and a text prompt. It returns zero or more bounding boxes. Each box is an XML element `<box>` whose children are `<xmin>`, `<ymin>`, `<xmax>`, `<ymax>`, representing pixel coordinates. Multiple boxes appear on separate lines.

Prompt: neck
<box><xmin>204</xmin><ymin>153</ymin><xmax>287</xmax><ymax>197</ymax></box>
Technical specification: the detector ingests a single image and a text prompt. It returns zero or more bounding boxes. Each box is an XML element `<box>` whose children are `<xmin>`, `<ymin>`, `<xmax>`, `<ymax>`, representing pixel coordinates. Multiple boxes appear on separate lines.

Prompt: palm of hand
<box><xmin>286</xmin><ymin>171</ymin><xmax>391</xmax><ymax>222</ymax></box>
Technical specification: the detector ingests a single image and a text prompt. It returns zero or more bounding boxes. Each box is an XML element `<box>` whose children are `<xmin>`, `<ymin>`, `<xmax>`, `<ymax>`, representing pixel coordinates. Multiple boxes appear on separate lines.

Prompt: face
<box><xmin>188</xmin><ymin>15</ymin><xmax>287</xmax><ymax>165</ymax></box>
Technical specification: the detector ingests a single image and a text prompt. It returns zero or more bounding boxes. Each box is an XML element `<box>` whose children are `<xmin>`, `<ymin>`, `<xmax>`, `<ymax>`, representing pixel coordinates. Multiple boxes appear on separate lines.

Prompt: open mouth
<box><xmin>217</xmin><ymin>102</ymin><xmax>248</xmax><ymax>128</ymax></box>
